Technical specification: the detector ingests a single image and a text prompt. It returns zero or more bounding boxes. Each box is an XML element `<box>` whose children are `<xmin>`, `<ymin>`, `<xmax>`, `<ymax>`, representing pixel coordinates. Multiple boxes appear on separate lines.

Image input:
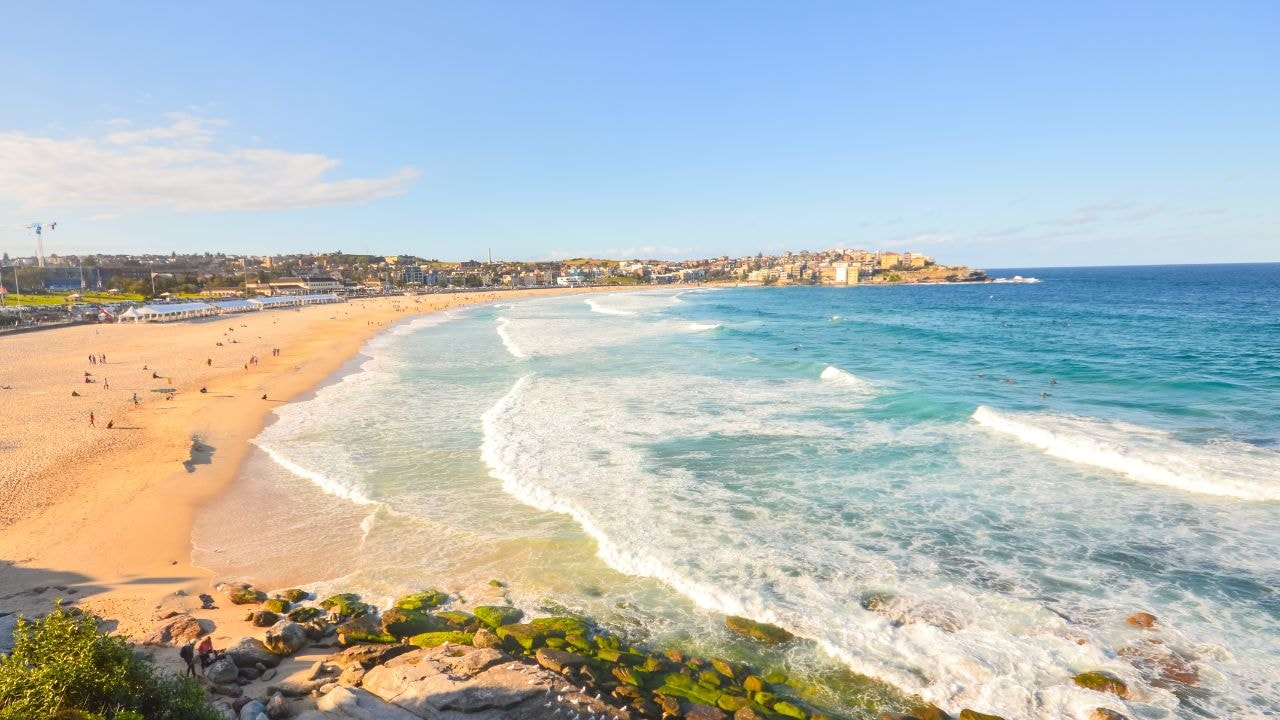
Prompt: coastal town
<box><xmin>0</xmin><ymin>246</ymin><xmax>985</xmax><ymax>326</ymax></box>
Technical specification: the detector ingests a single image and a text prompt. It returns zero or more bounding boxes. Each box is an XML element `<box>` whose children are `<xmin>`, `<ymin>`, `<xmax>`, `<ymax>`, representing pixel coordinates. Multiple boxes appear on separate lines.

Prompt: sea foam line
<box><xmin>251</xmin><ymin>439</ymin><xmax>378</xmax><ymax>506</ymax></box>
<box><xmin>972</xmin><ymin>406</ymin><xmax>1280</xmax><ymax>501</ymax></box>
<box><xmin>495</xmin><ymin>317</ymin><xmax>527</xmax><ymax>358</ymax></box>
<box><xmin>584</xmin><ymin>298</ymin><xmax>636</xmax><ymax>316</ymax></box>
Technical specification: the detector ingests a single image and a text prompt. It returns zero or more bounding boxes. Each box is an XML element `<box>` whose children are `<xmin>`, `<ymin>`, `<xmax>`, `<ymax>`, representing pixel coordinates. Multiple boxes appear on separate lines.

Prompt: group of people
<box><xmin>178</xmin><ymin>636</ymin><xmax>219</xmax><ymax>676</ymax></box>
<box><xmin>87</xmin><ymin>353</ymin><xmax>107</xmax><ymax>364</ymax></box>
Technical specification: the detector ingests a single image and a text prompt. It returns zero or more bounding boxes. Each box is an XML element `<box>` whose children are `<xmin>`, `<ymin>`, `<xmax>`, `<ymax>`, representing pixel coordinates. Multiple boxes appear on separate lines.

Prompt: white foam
<box><xmin>686</xmin><ymin>322</ymin><xmax>721</xmax><ymax>331</ymax></box>
<box><xmin>495</xmin><ymin>317</ymin><xmax>526</xmax><ymax>358</ymax></box>
<box><xmin>972</xmin><ymin>406</ymin><xmax>1280</xmax><ymax>501</ymax></box>
<box><xmin>251</xmin><ymin>438</ymin><xmax>378</xmax><ymax>506</ymax></box>
<box><xmin>585</xmin><ymin>298</ymin><xmax>636</xmax><ymax>316</ymax></box>
<box><xmin>820</xmin><ymin>365</ymin><xmax>875</xmax><ymax>391</ymax></box>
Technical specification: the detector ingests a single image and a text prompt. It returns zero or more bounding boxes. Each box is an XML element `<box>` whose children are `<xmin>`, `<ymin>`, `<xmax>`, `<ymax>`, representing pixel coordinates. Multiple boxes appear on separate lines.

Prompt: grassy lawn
<box><xmin>0</xmin><ymin>291</ymin><xmax>147</xmax><ymax>307</ymax></box>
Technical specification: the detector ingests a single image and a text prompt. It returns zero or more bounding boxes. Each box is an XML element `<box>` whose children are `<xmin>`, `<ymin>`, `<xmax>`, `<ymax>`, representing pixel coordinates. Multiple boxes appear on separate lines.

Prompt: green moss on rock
<box><xmin>435</xmin><ymin>610</ymin><xmax>475</xmax><ymax>628</ymax></box>
<box><xmin>280</xmin><ymin>588</ymin><xmax>308</xmax><ymax>603</ymax></box>
<box><xmin>743</xmin><ymin>675</ymin><xmax>767</xmax><ymax>693</ymax></box>
<box><xmin>394</xmin><ymin>590</ymin><xmax>448</xmax><ymax>611</ymax></box>
<box><xmin>228</xmin><ymin>588</ymin><xmax>265</xmax><ymax>605</ymax></box>
<box><xmin>336</xmin><ymin>615</ymin><xmax>396</xmax><ymax>646</ymax></box>
<box><xmin>719</xmin><ymin>695</ymin><xmax>751</xmax><ymax>712</ymax></box>
<box><xmin>774</xmin><ymin>701</ymin><xmax>808</xmax><ymax>719</ymax></box>
<box><xmin>1074</xmin><ymin>671</ymin><xmax>1129</xmax><ymax>698</ymax></box>
<box><xmin>409</xmin><ymin>631</ymin><xmax>474</xmax><ymax>648</ymax></box>
<box><xmin>382</xmin><ymin>607</ymin><xmax>446</xmax><ymax>638</ymax></box>
<box><xmin>319</xmin><ymin>593</ymin><xmax>370</xmax><ymax>617</ymax></box>
<box><xmin>261</xmin><ymin>598</ymin><xmax>290</xmax><ymax>614</ymax></box>
<box><xmin>724</xmin><ymin>616</ymin><xmax>794</xmax><ymax>643</ymax></box>
<box><xmin>474</xmin><ymin>605</ymin><xmax>524</xmax><ymax>629</ymax></box>
<box><xmin>286</xmin><ymin>606</ymin><xmax>323</xmax><ymax>623</ymax></box>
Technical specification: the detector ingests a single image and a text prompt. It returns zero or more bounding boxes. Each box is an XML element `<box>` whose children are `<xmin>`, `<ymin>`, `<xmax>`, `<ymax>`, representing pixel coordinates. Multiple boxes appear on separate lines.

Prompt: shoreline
<box><xmin>0</xmin><ymin>288</ymin><xmax>617</xmax><ymax>637</ymax></box>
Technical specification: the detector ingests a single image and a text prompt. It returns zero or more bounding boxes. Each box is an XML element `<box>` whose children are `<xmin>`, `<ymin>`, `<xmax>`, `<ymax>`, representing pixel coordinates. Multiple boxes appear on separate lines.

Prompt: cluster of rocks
<box><xmin>139</xmin><ymin>583</ymin><xmax>1194</xmax><ymax>720</ymax></box>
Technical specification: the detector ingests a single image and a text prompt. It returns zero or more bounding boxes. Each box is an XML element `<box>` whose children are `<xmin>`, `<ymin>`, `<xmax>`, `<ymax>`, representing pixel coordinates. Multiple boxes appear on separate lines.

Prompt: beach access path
<box><xmin>0</xmin><ymin>288</ymin><xmax>607</xmax><ymax>637</ymax></box>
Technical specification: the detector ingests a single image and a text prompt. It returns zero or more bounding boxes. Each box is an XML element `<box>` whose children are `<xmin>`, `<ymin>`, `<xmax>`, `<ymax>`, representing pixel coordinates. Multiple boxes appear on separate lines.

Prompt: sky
<box><xmin>0</xmin><ymin>1</ymin><xmax>1276</xmax><ymax>267</ymax></box>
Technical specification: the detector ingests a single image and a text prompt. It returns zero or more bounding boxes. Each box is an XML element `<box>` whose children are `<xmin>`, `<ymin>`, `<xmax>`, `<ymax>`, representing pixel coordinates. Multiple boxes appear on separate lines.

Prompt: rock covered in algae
<box><xmin>473</xmin><ymin>605</ymin><xmax>525</xmax><ymax>629</ymax></box>
<box><xmin>394</xmin><ymin>589</ymin><xmax>448</xmax><ymax>611</ymax></box>
<box><xmin>337</xmin><ymin>614</ymin><xmax>396</xmax><ymax>645</ymax></box>
<box><xmin>319</xmin><ymin>593</ymin><xmax>370</xmax><ymax>618</ymax></box>
<box><xmin>1074</xmin><ymin>670</ymin><xmax>1129</xmax><ymax>697</ymax></box>
<box><xmin>724</xmin><ymin>615</ymin><xmax>794</xmax><ymax>643</ymax></box>
<box><xmin>409</xmin><ymin>630</ymin><xmax>474</xmax><ymax>647</ymax></box>
<box><xmin>381</xmin><ymin>607</ymin><xmax>447</xmax><ymax>638</ymax></box>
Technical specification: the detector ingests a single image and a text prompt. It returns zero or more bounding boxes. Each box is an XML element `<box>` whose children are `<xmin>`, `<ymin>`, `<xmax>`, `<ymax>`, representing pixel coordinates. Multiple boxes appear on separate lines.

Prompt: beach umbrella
<box><xmin>150</xmin><ymin>387</ymin><xmax>177</xmax><ymax>393</ymax></box>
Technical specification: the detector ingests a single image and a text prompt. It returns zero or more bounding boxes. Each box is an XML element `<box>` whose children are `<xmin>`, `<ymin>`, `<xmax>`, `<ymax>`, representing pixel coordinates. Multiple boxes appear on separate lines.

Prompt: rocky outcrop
<box><xmin>300</xmin><ymin>686</ymin><xmax>420</xmax><ymax>719</ymax></box>
<box><xmin>138</xmin><ymin>613</ymin><xmax>209</xmax><ymax>646</ymax></box>
<box><xmin>362</xmin><ymin>645</ymin><xmax>622</xmax><ymax>720</ymax></box>
<box><xmin>1125</xmin><ymin>612</ymin><xmax>1157</xmax><ymax>629</ymax></box>
<box><xmin>206</xmin><ymin>655</ymin><xmax>240</xmax><ymax>684</ymax></box>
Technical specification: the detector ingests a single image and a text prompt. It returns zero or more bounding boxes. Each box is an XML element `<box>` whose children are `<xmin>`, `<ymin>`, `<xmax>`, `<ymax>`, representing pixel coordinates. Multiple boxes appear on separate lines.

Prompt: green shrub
<box><xmin>0</xmin><ymin>604</ymin><xmax>219</xmax><ymax>720</ymax></box>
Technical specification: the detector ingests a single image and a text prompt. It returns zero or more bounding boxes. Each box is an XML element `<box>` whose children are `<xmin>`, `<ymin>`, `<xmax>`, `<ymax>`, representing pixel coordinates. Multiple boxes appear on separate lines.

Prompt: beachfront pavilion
<box><xmin>118</xmin><ymin>294</ymin><xmax>345</xmax><ymax>322</ymax></box>
<box><xmin>118</xmin><ymin>302</ymin><xmax>219</xmax><ymax>323</ymax></box>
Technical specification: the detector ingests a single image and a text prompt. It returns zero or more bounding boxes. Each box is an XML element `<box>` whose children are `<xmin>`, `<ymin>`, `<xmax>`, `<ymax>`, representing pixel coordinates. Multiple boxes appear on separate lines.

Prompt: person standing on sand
<box><xmin>179</xmin><ymin>641</ymin><xmax>196</xmax><ymax>676</ymax></box>
<box><xmin>88</xmin><ymin>412</ymin><xmax>94</xmax><ymax>427</ymax></box>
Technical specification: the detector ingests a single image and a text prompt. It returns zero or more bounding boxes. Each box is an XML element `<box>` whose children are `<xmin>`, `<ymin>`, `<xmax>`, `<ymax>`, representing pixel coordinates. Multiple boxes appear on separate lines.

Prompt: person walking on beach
<box><xmin>103</xmin><ymin>378</ymin><xmax>109</xmax><ymax>390</ymax></box>
<box><xmin>88</xmin><ymin>412</ymin><xmax>95</xmax><ymax>427</ymax></box>
<box><xmin>88</xmin><ymin>354</ymin><xmax>95</xmax><ymax>365</ymax></box>
<box><xmin>179</xmin><ymin>641</ymin><xmax>196</xmax><ymax>676</ymax></box>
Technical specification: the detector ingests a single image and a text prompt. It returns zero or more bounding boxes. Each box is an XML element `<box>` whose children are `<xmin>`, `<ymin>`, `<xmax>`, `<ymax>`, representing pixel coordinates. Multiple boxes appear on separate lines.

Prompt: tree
<box><xmin>0</xmin><ymin>604</ymin><xmax>220</xmax><ymax>720</ymax></box>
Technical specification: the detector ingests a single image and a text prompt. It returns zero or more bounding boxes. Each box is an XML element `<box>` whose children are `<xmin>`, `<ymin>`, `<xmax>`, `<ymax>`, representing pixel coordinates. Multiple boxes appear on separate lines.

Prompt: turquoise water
<box><xmin>195</xmin><ymin>264</ymin><xmax>1280</xmax><ymax>719</ymax></box>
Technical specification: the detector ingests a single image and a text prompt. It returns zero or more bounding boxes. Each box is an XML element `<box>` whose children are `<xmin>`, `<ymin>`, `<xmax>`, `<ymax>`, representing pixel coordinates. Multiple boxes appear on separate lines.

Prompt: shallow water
<box><xmin>195</xmin><ymin>264</ymin><xmax>1280</xmax><ymax>719</ymax></box>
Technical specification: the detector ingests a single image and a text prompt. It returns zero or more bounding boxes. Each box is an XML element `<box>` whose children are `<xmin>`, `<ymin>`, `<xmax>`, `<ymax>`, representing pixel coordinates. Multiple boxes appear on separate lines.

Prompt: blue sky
<box><xmin>0</xmin><ymin>1</ymin><xmax>1276</xmax><ymax>267</ymax></box>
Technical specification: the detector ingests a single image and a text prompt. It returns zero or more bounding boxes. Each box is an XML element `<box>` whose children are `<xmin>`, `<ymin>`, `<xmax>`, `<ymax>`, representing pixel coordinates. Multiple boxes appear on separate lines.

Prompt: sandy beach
<box><xmin>0</xmin><ymin>289</ymin><xmax>599</xmax><ymax>635</ymax></box>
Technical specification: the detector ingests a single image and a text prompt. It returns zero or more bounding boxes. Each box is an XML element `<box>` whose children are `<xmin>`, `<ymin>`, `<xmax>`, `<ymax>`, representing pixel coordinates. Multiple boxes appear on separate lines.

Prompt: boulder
<box><xmin>735</xmin><ymin>708</ymin><xmax>766</xmax><ymax>720</ymax></box>
<box><xmin>473</xmin><ymin>627</ymin><xmax>503</xmax><ymax>649</ymax></box>
<box><xmin>473</xmin><ymin>605</ymin><xmax>524</xmax><ymax>628</ymax></box>
<box><xmin>251</xmin><ymin>610</ymin><xmax>281</xmax><ymax>628</ymax></box>
<box><xmin>226</xmin><ymin>584</ymin><xmax>266</xmax><ymax>605</ymax></box>
<box><xmin>238</xmin><ymin>700</ymin><xmax>266</xmax><ymax>720</ymax></box>
<box><xmin>287</xmin><ymin>606</ymin><xmax>324</xmax><ymax>623</ymax></box>
<box><xmin>280</xmin><ymin>589</ymin><xmax>309</xmax><ymax>603</ymax></box>
<box><xmin>205</xmin><ymin>655</ymin><xmax>240</xmax><ymax>684</ymax></box>
<box><xmin>313</xmin><ymin>685</ymin><xmax>420</xmax><ymax>719</ymax></box>
<box><xmin>265</xmin><ymin>621</ymin><xmax>309</xmax><ymax>656</ymax></box>
<box><xmin>392</xmin><ymin>590</ymin><xmax>448</xmax><ymax>611</ymax></box>
<box><xmin>337</xmin><ymin>615</ymin><xmax>395</xmax><ymax>646</ymax></box>
<box><xmin>319</xmin><ymin>593</ymin><xmax>370</xmax><ymax>618</ymax></box>
<box><xmin>1074</xmin><ymin>671</ymin><xmax>1130</xmax><ymax>698</ymax></box>
<box><xmin>724</xmin><ymin>616</ymin><xmax>794</xmax><ymax>643</ymax></box>
<box><xmin>262</xmin><ymin>598</ymin><xmax>290</xmax><ymax>614</ymax></box>
<box><xmin>329</xmin><ymin>643</ymin><xmax>417</xmax><ymax>671</ymax></box>
<box><xmin>1126</xmin><ymin>612</ymin><xmax>1157</xmax><ymax>629</ymax></box>
<box><xmin>138</xmin><ymin>613</ymin><xmax>208</xmax><ymax>646</ymax></box>
<box><xmin>1091</xmin><ymin>710</ymin><xmax>1129</xmax><ymax>720</ymax></box>
<box><xmin>379</xmin><ymin>607</ymin><xmax>444</xmax><ymax>638</ymax></box>
<box><xmin>362</xmin><ymin>646</ymin><xmax>557</xmax><ymax>717</ymax></box>
<box><xmin>226</xmin><ymin>637</ymin><xmax>283</xmax><ymax>668</ymax></box>
<box><xmin>265</xmin><ymin>692</ymin><xmax>290</xmax><ymax>719</ymax></box>
<box><xmin>535</xmin><ymin>647</ymin><xmax>588</xmax><ymax>673</ymax></box>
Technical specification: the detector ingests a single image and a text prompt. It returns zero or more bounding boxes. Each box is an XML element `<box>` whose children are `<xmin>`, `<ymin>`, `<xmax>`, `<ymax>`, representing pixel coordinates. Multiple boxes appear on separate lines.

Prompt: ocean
<box><xmin>193</xmin><ymin>263</ymin><xmax>1280</xmax><ymax>719</ymax></box>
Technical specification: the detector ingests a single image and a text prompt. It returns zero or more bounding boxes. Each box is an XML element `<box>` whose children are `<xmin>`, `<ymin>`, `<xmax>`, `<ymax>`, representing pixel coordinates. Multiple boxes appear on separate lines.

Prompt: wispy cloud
<box><xmin>1045</xmin><ymin>212</ymin><xmax>1098</xmax><ymax>227</ymax></box>
<box><xmin>1076</xmin><ymin>200</ymin><xmax>1133</xmax><ymax>213</ymax></box>
<box><xmin>1121</xmin><ymin>205</ymin><xmax>1162</xmax><ymax>222</ymax></box>
<box><xmin>0</xmin><ymin>113</ymin><xmax>418</xmax><ymax>213</ymax></box>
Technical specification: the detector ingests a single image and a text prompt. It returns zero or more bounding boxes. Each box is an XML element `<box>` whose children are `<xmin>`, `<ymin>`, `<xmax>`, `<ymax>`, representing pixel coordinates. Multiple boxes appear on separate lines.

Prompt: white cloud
<box><xmin>0</xmin><ymin>113</ymin><xmax>418</xmax><ymax>213</ymax></box>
